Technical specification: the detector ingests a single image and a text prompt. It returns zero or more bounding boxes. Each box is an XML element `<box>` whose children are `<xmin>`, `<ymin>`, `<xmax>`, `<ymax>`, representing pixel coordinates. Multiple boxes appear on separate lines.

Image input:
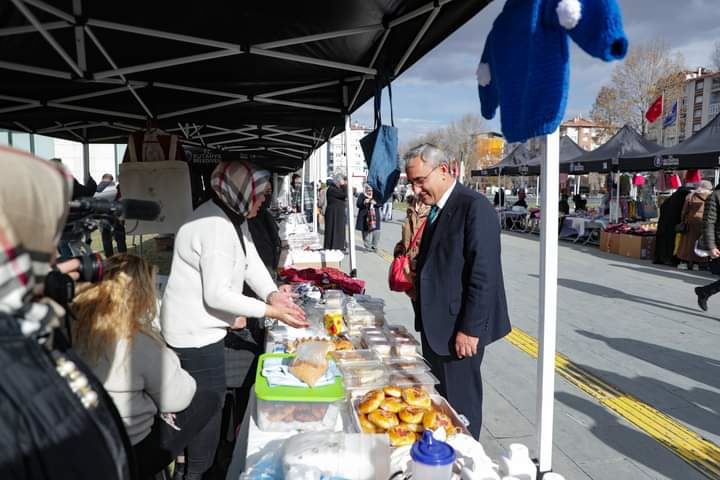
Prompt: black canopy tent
<box><xmin>472</xmin><ymin>135</ymin><xmax>585</xmax><ymax>177</ymax></box>
<box><xmin>622</xmin><ymin>112</ymin><xmax>720</xmax><ymax>171</ymax></box>
<box><xmin>564</xmin><ymin>125</ymin><xmax>663</xmax><ymax>174</ymax></box>
<box><xmin>0</xmin><ymin>0</ymin><xmax>492</xmax><ymax>173</ymax></box>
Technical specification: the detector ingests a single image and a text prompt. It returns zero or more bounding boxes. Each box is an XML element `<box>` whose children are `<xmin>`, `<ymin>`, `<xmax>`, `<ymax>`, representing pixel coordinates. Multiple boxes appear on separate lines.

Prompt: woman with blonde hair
<box><xmin>394</xmin><ymin>191</ymin><xmax>430</xmax><ymax>302</ymax></box>
<box><xmin>72</xmin><ymin>254</ymin><xmax>218</xmax><ymax>478</ymax></box>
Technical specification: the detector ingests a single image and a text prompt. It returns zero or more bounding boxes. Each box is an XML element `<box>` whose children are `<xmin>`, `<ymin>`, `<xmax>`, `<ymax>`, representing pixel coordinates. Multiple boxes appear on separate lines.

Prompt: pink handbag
<box><xmin>388</xmin><ymin>220</ymin><xmax>426</xmax><ymax>292</ymax></box>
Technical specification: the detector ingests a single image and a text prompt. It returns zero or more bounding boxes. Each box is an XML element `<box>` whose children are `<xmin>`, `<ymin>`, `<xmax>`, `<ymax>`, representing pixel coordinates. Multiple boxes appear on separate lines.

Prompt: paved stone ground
<box><xmin>348</xmin><ymin>210</ymin><xmax>720</xmax><ymax>480</ymax></box>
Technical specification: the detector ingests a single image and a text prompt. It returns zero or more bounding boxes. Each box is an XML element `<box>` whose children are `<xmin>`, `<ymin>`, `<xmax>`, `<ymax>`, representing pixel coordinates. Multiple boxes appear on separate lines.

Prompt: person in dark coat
<box><xmin>405</xmin><ymin>143</ymin><xmax>511</xmax><ymax>439</ymax></box>
<box><xmin>695</xmin><ymin>185</ymin><xmax>720</xmax><ymax>311</ymax></box>
<box><xmin>493</xmin><ymin>188</ymin><xmax>505</xmax><ymax>207</ymax></box>
<box><xmin>323</xmin><ymin>174</ymin><xmax>348</xmax><ymax>251</ymax></box>
<box><xmin>356</xmin><ymin>184</ymin><xmax>382</xmax><ymax>251</ymax></box>
<box><xmin>654</xmin><ymin>185</ymin><xmax>691</xmax><ymax>266</ymax></box>
<box><xmin>248</xmin><ymin>183</ymin><xmax>281</xmax><ymax>277</ymax></box>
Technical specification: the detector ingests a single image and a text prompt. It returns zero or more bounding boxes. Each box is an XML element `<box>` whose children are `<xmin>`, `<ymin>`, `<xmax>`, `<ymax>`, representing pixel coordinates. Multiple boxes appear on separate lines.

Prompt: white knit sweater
<box><xmin>160</xmin><ymin>200</ymin><xmax>277</xmax><ymax>348</ymax></box>
<box><xmin>84</xmin><ymin>332</ymin><xmax>197</xmax><ymax>445</ymax></box>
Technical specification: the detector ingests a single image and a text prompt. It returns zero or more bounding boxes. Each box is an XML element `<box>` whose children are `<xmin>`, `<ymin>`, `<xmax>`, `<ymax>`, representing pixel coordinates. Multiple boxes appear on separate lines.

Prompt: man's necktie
<box><xmin>428</xmin><ymin>205</ymin><xmax>440</xmax><ymax>224</ymax></box>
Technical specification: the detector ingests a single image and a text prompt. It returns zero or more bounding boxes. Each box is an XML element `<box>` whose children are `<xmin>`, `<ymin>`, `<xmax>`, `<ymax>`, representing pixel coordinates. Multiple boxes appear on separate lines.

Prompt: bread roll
<box><xmin>358</xmin><ymin>389</ymin><xmax>385</xmax><ymax>414</ymax></box>
<box><xmin>383</xmin><ymin>385</ymin><xmax>402</xmax><ymax>398</ymax></box>
<box><xmin>368</xmin><ymin>409</ymin><xmax>399</xmax><ymax>430</ymax></box>
<box><xmin>401</xmin><ymin>422</ymin><xmax>424</xmax><ymax>433</ymax></box>
<box><xmin>402</xmin><ymin>386</ymin><xmax>431</xmax><ymax>409</ymax></box>
<box><xmin>399</xmin><ymin>406</ymin><xmax>425</xmax><ymax>424</ymax></box>
<box><xmin>380</xmin><ymin>397</ymin><xmax>406</xmax><ymax>413</ymax></box>
<box><xmin>358</xmin><ymin>414</ymin><xmax>378</xmax><ymax>433</ymax></box>
<box><xmin>423</xmin><ymin>410</ymin><xmax>453</xmax><ymax>435</ymax></box>
<box><xmin>388</xmin><ymin>425</ymin><xmax>418</xmax><ymax>447</ymax></box>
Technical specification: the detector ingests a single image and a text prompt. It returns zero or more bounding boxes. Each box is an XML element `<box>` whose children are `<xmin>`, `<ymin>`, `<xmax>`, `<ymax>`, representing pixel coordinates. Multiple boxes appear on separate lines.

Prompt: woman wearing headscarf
<box><xmin>677</xmin><ymin>180</ymin><xmax>713</xmax><ymax>270</ymax></box>
<box><xmin>356</xmin><ymin>184</ymin><xmax>382</xmax><ymax>251</ymax></box>
<box><xmin>323</xmin><ymin>173</ymin><xmax>348</xmax><ymax>250</ymax></box>
<box><xmin>160</xmin><ymin>161</ymin><xmax>307</xmax><ymax>480</ymax></box>
<box><xmin>0</xmin><ymin>146</ymin><xmax>135</xmax><ymax>479</ymax></box>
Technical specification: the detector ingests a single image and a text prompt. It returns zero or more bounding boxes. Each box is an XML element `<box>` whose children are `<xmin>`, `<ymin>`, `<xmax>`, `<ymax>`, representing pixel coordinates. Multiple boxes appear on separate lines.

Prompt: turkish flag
<box><xmin>645</xmin><ymin>95</ymin><xmax>663</xmax><ymax>123</ymax></box>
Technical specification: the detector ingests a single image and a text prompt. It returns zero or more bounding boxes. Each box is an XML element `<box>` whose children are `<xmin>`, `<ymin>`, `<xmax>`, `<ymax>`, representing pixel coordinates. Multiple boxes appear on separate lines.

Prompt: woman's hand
<box><xmin>231</xmin><ymin>316</ymin><xmax>247</xmax><ymax>330</ymax></box>
<box><xmin>268</xmin><ymin>291</ymin><xmax>304</xmax><ymax>317</ymax></box>
<box><xmin>266</xmin><ymin>304</ymin><xmax>309</xmax><ymax>328</ymax></box>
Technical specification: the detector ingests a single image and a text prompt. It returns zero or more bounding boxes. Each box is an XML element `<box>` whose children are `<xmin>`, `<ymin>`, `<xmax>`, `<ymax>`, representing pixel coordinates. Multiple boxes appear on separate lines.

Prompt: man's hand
<box><xmin>711</xmin><ymin>248</ymin><xmax>720</xmax><ymax>258</ymax></box>
<box><xmin>455</xmin><ymin>331</ymin><xmax>479</xmax><ymax>359</ymax></box>
<box><xmin>278</xmin><ymin>284</ymin><xmax>294</xmax><ymax>294</ymax></box>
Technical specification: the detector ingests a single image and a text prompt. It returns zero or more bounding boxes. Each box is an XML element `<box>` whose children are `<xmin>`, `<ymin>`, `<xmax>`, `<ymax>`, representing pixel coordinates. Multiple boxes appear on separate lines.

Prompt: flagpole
<box><xmin>660</xmin><ymin>91</ymin><xmax>665</xmax><ymax>146</ymax></box>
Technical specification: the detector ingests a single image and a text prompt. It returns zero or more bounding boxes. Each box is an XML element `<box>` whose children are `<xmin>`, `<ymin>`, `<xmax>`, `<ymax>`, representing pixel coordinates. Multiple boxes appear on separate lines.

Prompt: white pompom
<box><xmin>556</xmin><ymin>0</ymin><xmax>582</xmax><ymax>30</ymax></box>
<box><xmin>476</xmin><ymin>62</ymin><xmax>491</xmax><ymax>87</ymax></box>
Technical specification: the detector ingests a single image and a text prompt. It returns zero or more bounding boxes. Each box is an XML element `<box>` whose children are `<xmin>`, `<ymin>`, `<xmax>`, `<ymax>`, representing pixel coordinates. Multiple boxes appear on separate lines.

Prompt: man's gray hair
<box><xmin>333</xmin><ymin>172</ymin><xmax>347</xmax><ymax>183</ymax></box>
<box><xmin>403</xmin><ymin>143</ymin><xmax>448</xmax><ymax>168</ymax></box>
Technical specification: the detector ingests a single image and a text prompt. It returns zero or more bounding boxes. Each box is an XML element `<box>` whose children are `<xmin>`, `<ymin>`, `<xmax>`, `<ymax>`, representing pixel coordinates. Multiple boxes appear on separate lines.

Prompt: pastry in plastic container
<box><xmin>255</xmin><ymin>353</ymin><xmax>346</xmax><ymax>432</ymax></box>
<box><xmin>331</xmin><ymin>349</ymin><xmax>380</xmax><ymax>365</ymax></box>
<box><xmin>339</xmin><ymin>362</ymin><xmax>388</xmax><ymax>389</ymax></box>
<box><xmin>368</xmin><ymin>341</ymin><xmax>392</xmax><ymax>357</ymax></box>
<box><xmin>385</xmin><ymin>356</ymin><xmax>432</xmax><ymax>373</ymax></box>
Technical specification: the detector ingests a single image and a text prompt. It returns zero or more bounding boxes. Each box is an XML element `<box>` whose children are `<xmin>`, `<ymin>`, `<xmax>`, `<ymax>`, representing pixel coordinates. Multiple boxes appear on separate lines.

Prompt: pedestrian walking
<box><xmin>323</xmin><ymin>175</ymin><xmax>348</xmax><ymax>251</ymax></box>
<box><xmin>695</xmin><ymin>184</ymin><xmax>720</xmax><ymax>311</ymax></box>
<box><xmin>677</xmin><ymin>181</ymin><xmax>712</xmax><ymax>270</ymax></box>
<box><xmin>356</xmin><ymin>184</ymin><xmax>382</xmax><ymax>251</ymax></box>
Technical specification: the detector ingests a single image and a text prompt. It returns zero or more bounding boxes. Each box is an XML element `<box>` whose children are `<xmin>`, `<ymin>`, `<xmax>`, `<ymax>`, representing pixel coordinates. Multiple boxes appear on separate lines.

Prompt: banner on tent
<box><xmin>653</xmin><ymin>155</ymin><xmax>679</xmax><ymax>168</ymax></box>
<box><xmin>569</xmin><ymin>163</ymin><xmax>585</xmax><ymax>173</ymax></box>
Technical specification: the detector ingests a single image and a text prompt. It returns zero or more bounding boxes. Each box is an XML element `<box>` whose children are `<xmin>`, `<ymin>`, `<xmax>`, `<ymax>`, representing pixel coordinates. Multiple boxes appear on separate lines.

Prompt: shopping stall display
<box><xmin>229</xmin><ymin>287</ymin><xmax>539</xmax><ymax>480</ymax></box>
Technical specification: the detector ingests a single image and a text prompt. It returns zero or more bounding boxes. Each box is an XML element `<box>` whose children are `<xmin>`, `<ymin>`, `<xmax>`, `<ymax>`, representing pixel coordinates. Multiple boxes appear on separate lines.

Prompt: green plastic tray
<box><xmin>255</xmin><ymin>353</ymin><xmax>345</xmax><ymax>402</ymax></box>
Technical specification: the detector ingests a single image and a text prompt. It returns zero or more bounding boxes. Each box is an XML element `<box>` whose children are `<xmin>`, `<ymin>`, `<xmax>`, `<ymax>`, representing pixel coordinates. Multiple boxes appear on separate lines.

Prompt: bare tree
<box><xmin>592</xmin><ymin>39</ymin><xmax>685</xmax><ymax>134</ymax></box>
<box><xmin>401</xmin><ymin>113</ymin><xmax>485</xmax><ymax>179</ymax></box>
<box><xmin>712</xmin><ymin>40</ymin><xmax>720</xmax><ymax>71</ymax></box>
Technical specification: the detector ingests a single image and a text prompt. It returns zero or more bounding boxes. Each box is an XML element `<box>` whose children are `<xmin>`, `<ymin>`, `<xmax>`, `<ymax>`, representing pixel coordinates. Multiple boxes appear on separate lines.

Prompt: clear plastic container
<box><xmin>387</xmin><ymin>369</ymin><xmax>440</xmax><ymax>389</ymax></box>
<box><xmin>368</xmin><ymin>341</ymin><xmax>392</xmax><ymax>357</ymax></box>
<box><xmin>331</xmin><ymin>349</ymin><xmax>380</xmax><ymax>365</ymax></box>
<box><xmin>324</xmin><ymin>290</ymin><xmax>345</xmax><ymax>309</ymax></box>
<box><xmin>256</xmin><ymin>398</ymin><xmax>343</xmax><ymax>432</ymax></box>
<box><xmin>390</xmin><ymin>337</ymin><xmax>420</xmax><ymax>357</ymax></box>
<box><xmin>339</xmin><ymin>362</ymin><xmax>389</xmax><ymax>389</ymax></box>
<box><xmin>385</xmin><ymin>356</ymin><xmax>431</xmax><ymax>373</ymax></box>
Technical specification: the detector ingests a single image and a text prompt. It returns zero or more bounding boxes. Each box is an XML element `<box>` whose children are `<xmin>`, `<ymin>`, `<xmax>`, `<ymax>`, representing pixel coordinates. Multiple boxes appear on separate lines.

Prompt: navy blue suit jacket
<box><xmin>415</xmin><ymin>183</ymin><xmax>511</xmax><ymax>356</ymax></box>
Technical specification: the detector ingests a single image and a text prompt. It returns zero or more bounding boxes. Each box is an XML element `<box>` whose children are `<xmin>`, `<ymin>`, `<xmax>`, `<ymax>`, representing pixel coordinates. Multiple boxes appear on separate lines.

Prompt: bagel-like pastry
<box><xmin>399</xmin><ymin>406</ymin><xmax>425</xmax><ymax>424</ymax></box>
<box><xmin>401</xmin><ymin>422</ymin><xmax>424</xmax><ymax>433</ymax></box>
<box><xmin>358</xmin><ymin>414</ymin><xmax>378</xmax><ymax>433</ymax></box>
<box><xmin>380</xmin><ymin>397</ymin><xmax>406</xmax><ymax>413</ymax></box>
<box><xmin>358</xmin><ymin>389</ymin><xmax>385</xmax><ymax>414</ymax></box>
<box><xmin>388</xmin><ymin>425</ymin><xmax>418</xmax><ymax>447</ymax></box>
<box><xmin>423</xmin><ymin>410</ymin><xmax>454</xmax><ymax>434</ymax></box>
<box><xmin>383</xmin><ymin>385</ymin><xmax>403</xmax><ymax>398</ymax></box>
<box><xmin>333</xmin><ymin>338</ymin><xmax>354</xmax><ymax>351</ymax></box>
<box><xmin>402</xmin><ymin>386</ymin><xmax>431</xmax><ymax>409</ymax></box>
<box><xmin>368</xmin><ymin>409</ymin><xmax>399</xmax><ymax>430</ymax></box>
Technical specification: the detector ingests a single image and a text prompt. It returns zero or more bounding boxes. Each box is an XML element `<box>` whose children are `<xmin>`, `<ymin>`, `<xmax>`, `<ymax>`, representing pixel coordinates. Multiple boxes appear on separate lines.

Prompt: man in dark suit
<box><xmin>404</xmin><ymin>143</ymin><xmax>511</xmax><ymax>438</ymax></box>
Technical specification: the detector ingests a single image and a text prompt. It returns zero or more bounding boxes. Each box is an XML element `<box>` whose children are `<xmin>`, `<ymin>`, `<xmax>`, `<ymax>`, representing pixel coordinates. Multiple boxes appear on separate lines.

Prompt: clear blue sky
<box><xmin>352</xmin><ymin>0</ymin><xmax>720</xmax><ymax>144</ymax></box>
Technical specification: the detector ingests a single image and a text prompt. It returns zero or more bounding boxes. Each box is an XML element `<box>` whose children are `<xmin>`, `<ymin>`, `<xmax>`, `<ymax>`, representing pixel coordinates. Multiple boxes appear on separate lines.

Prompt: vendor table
<box><xmin>225</xmin><ymin>389</ymin><xmax>353</xmax><ymax>480</ymax></box>
<box><xmin>500</xmin><ymin>210</ymin><xmax>529</xmax><ymax>232</ymax></box>
<box><xmin>560</xmin><ymin>216</ymin><xmax>608</xmax><ymax>245</ymax></box>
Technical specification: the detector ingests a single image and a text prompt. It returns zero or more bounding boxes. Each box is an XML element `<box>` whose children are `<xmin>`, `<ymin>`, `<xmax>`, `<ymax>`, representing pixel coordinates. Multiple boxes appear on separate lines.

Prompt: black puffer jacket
<box><xmin>701</xmin><ymin>189</ymin><xmax>720</xmax><ymax>250</ymax></box>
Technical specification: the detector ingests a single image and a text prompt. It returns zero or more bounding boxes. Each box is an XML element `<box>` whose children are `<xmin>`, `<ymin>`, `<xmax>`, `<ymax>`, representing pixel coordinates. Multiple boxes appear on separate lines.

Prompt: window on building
<box><xmin>695</xmin><ymin>95</ymin><xmax>703</xmax><ymax>104</ymax></box>
<box><xmin>712</xmin><ymin>77</ymin><xmax>720</xmax><ymax>90</ymax></box>
<box><xmin>11</xmin><ymin>132</ymin><xmax>31</xmax><ymax>153</ymax></box>
<box><xmin>696</xmin><ymin>81</ymin><xmax>704</xmax><ymax>91</ymax></box>
<box><xmin>694</xmin><ymin>108</ymin><xmax>703</xmax><ymax>118</ymax></box>
<box><xmin>34</xmin><ymin>135</ymin><xmax>55</xmax><ymax>160</ymax></box>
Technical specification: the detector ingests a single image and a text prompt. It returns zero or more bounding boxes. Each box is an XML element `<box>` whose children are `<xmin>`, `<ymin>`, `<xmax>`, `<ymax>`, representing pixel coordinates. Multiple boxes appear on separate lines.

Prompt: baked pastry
<box><xmin>402</xmin><ymin>386</ymin><xmax>431</xmax><ymax>409</ymax></box>
<box><xmin>401</xmin><ymin>422</ymin><xmax>424</xmax><ymax>433</ymax></box>
<box><xmin>289</xmin><ymin>359</ymin><xmax>327</xmax><ymax>387</ymax></box>
<box><xmin>383</xmin><ymin>385</ymin><xmax>402</xmax><ymax>398</ymax></box>
<box><xmin>333</xmin><ymin>338</ymin><xmax>354</xmax><ymax>351</ymax></box>
<box><xmin>388</xmin><ymin>425</ymin><xmax>418</xmax><ymax>447</ymax></box>
<box><xmin>358</xmin><ymin>389</ymin><xmax>385</xmax><ymax>414</ymax></box>
<box><xmin>399</xmin><ymin>406</ymin><xmax>425</xmax><ymax>424</ymax></box>
<box><xmin>380</xmin><ymin>397</ymin><xmax>406</xmax><ymax>413</ymax></box>
<box><xmin>358</xmin><ymin>414</ymin><xmax>378</xmax><ymax>433</ymax></box>
<box><xmin>368</xmin><ymin>409</ymin><xmax>399</xmax><ymax>430</ymax></box>
<box><xmin>423</xmin><ymin>410</ymin><xmax>454</xmax><ymax>435</ymax></box>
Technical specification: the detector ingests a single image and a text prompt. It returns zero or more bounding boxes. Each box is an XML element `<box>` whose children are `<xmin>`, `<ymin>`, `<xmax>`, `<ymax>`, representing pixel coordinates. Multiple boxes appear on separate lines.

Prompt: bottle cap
<box><xmin>410</xmin><ymin>430</ymin><xmax>456</xmax><ymax>466</ymax></box>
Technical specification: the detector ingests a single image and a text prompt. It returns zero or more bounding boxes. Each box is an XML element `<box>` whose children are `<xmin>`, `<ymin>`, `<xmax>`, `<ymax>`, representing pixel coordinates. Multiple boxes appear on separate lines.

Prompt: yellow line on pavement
<box><xmin>506</xmin><ymin>327</ymin><xmax>720</xmax><ymax>478</ymax></box>
<box><xmin>372</xmin><ymin>245</ymin><xmax>720</xmax><ymax>477</ymax></box>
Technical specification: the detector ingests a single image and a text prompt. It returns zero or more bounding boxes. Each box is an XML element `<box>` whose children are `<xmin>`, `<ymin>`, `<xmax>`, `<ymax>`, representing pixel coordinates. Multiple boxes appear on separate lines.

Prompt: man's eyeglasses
<box><xmin>408</xmin><ymin>165</ymin><xmax>440</xmax><ymax>187</ymax></box>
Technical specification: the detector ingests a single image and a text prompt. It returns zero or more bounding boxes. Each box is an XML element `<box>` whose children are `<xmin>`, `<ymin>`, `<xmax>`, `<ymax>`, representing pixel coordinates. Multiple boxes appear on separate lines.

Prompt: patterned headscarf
<box><xmin>0</xmin><ymin>146</ymin><xmax>73</xmax><ymax>336</ymax></box>
<box><xmin>211</xmin><ymin>161</ymin><xmax>271</xmax><ymax>217</ymax></box>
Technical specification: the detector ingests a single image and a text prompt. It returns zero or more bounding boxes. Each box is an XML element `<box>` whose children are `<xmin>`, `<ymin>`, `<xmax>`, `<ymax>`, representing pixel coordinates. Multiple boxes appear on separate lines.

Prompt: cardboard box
<box><xmin>599</xmin><ymin>230</ymin><xmax>611</xmax><ymax>252</ymax></box>
<box><xmin>608</xmin><ymin>232</ymin><xmax>621</xmax><ymax>255</ymax></box>
<box><xmin>617</xmin><ymin>234</ymin><xmax>655</xmax><ymax>259</ymax></box>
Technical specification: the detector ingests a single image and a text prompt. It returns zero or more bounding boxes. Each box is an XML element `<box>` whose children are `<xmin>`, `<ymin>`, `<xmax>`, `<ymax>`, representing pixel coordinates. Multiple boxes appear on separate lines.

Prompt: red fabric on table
<box><xmin>280</xmin><ymin>267</ymin><xmax>366</xmax><ymax>295</ymax></box>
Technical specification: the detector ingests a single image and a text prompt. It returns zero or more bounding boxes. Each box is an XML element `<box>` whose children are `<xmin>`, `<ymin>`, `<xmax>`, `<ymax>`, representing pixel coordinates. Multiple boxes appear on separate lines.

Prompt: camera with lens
<box><xmin>57</xmin><ymin>197</ymin><xmax>161</xmax><ymax>283</ymax></box>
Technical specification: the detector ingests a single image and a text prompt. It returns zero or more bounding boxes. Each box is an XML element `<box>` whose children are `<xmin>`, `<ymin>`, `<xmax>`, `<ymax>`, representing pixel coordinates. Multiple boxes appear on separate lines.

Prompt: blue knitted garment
<box><xmin>477</xmin><ymin>0</ymin><xmax>628</xmax><ymax>143</ymax></box>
